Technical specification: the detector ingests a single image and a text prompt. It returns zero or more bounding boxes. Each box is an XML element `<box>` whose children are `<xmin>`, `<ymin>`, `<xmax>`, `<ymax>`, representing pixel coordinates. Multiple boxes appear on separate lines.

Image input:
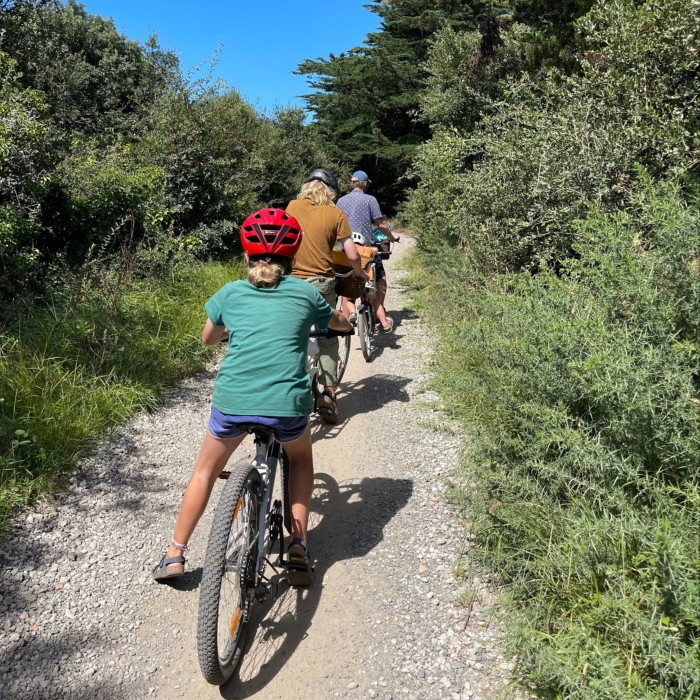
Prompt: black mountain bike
<box><xmin>196</xmin><ymin>327</ymin><xmax>351</xmax><ymax>685</ymax></box>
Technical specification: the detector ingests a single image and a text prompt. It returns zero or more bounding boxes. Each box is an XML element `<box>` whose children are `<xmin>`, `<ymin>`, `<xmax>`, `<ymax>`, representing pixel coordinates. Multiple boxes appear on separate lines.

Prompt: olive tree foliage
<box><xmin>420</xmin><ymin>24</ymin><xmax>528</xmax><ymax>135</ymax></box>
<box><xmin>0</xmin><ymin>0</ymin><xmax>47</xmax><ymax>16</ymax></box>
<box><xmin>407</xmin><ymin>0</ymin><xmax>700</xmax><ymax>273</ymax></box>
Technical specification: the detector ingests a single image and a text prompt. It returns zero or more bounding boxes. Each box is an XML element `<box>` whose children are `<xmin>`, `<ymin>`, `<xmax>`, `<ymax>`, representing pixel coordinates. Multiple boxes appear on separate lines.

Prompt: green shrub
<box><xmin>0</xmin><ymin>50</ymin><xmax>52</xmax><ymax>298</ymax></box>
<box><xmin>0</xmin><ymin>258</ymin><xmax>243</xmax><ymax>532</ymax></box>
<box><xmin>408</xmin><ymin>0</ymin><xmax>700</xmax><ymax>274</ymax></box>
<box><xmin>409</xmin><ymin>177</ymin><xmax>700</xmax><ymax>697</ymax></box>
<box><xmin>51</xmin><ymin>140</ymin><xmax>167</xmax><ymax>263</ymax></box>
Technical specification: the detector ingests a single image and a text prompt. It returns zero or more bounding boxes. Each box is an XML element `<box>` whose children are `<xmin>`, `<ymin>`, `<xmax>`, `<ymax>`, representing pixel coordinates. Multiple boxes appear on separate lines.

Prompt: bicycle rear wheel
<box><xmin>357</xmin><ymin>304</ymin><xmax>374</xmax><ymax>362</ymax></box>
<box><xmin>281</xmin><ymin>448</ymin><xmax>292</xmax><ymax>535</ymax></box>
<box><xmin>197</xmin><ymin>464</ymin><xmax>261</xmax><ymax>685</ymax></box>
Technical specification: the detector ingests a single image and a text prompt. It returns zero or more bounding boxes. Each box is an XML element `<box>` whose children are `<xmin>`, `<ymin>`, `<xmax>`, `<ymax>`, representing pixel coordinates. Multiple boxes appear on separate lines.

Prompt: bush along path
<box><xmin>0</xmin><ymin>235</ymin><xmax>532</xmax><ymax>700</ymax></box>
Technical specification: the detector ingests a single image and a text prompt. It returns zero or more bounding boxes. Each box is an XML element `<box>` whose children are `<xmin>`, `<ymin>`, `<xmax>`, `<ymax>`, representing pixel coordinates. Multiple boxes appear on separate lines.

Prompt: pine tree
<box><xmin>296</xmin><ymin>1</ymin><xmax>490</xmax><ymax>208</ymax></box>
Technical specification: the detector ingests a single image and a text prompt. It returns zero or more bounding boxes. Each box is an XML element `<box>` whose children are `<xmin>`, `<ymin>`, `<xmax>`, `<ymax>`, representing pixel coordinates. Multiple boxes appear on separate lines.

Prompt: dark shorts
<box><xmin>207</xmin><ymin>407</ymin><xmax>308</xmax><ymax>443</ymax></box>
<box><xmin>373</xmin><ymin>254</ymin><xmax>386</xmax><ymax>280</ymax></box>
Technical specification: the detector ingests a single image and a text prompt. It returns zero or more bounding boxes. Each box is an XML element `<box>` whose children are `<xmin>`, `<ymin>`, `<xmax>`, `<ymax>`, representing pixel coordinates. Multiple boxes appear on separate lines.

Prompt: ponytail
<box><xmin>246</xmin><ymin>255</ymin><xmax>293</xmax><ymax>288</ymax></box>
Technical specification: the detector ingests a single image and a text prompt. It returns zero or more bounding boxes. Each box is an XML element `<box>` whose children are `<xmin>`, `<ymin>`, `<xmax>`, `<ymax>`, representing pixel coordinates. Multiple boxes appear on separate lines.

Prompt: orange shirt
<box><xmin>287</xmin><ymin>199</ymin><xmax>351</xmax><ymax>279</ymax></box>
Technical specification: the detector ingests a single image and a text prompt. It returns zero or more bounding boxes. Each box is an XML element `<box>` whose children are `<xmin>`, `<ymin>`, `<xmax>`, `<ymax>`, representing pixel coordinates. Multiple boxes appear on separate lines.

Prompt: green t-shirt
<box><xmin>205</xmin><ymin>275</ymin><xmax>334</xmax><ymax>417</ymax></box>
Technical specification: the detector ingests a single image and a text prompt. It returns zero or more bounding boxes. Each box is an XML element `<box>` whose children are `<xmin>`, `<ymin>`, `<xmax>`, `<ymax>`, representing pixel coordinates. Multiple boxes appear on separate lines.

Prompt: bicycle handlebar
<box><xmin>221</xmin><ymin>326</ymin><xmax>354</xmax><ymax>343</ymax></box>
<box><xmin>310</xmin><ymin>327</ymin><xmax>354</xmax><ymax>338</ymax></box>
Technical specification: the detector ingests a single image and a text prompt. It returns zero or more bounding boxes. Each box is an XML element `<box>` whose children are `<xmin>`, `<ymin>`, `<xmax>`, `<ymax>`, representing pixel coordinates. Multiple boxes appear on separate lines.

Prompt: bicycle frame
<box><xmin>247</xmin><ymin>430</ymin><xmax>286</xmax><ymax>602</ymax></box>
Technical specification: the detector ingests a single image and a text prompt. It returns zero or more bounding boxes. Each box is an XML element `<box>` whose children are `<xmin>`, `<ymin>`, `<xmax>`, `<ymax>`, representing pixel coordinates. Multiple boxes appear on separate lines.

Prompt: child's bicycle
<box><xmin>196</xmin><ymin>327</ymin><xmax>352</xmax><ymax>685</ymax></box>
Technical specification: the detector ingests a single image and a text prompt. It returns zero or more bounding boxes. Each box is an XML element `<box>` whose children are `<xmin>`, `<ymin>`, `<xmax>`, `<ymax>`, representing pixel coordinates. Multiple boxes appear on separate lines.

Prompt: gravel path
<box><xmin>0</xmin><ymin>236</ymin><xmax>528</xmax><ymax>699</ymax></box>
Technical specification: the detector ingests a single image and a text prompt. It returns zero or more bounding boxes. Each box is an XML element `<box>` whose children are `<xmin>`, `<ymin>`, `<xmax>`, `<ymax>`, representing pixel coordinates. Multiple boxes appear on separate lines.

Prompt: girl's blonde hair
<box><xmin>296</xmin><ymin>179</ymin><xmax>337</xmax><ymax>207</ymax></box>
<box><xmin>246</xmin><ymin>255</ymin><xmax>293</xmax><ymax>288</ymax></box>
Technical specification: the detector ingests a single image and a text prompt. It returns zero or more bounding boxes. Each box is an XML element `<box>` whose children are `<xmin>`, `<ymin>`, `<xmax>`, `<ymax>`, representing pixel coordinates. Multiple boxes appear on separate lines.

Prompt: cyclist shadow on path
<box><xmin>310</xmin><ymin>374</ymin><xmax>412</xmax><ymax>444</ymax></box>
<box><xmin>222</xmin><ymin>471</ymin><xmax>413</xmax><ymax>699</ymax></box>
<box><xmin>368</xmin><ymin>308</ymin><xmax>418</xmax><ymax>361</ymax></box>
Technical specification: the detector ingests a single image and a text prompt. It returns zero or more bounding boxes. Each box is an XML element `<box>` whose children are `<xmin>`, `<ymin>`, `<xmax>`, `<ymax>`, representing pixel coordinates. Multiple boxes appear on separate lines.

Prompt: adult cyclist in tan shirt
<box><xmin>287</xmin><ymin>168</ymin><xmax>368</xmax><ymax>424</ymax></box>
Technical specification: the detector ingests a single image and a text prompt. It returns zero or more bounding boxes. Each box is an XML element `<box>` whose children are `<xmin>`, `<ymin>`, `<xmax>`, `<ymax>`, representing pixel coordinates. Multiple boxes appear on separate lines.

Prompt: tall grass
<box><xmin>0</xmin><ymin>259</ymin><xmax>243</xmax><ymax>532</ymax></box>
<box><xmin>406</xmin><ymin>179</ymin><xmax>700</xmax><ymax>697</ymax></box>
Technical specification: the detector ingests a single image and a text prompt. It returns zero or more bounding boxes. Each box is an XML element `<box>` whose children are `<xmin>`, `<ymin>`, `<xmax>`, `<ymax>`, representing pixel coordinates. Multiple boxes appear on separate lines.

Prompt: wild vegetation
<box><xmin>402</xmin><ymin>0</ymin><xmax>700</xmax><ymax>697</ymax></box>
<box><xmin>2</xmin><ymin>0</ymin><xmax>699</xmax><ymax>695</ymax></box>
<box><xmin>0</xmin><ymin>0</ymin><xmax>332</xmax><ymax>529</ymax></box>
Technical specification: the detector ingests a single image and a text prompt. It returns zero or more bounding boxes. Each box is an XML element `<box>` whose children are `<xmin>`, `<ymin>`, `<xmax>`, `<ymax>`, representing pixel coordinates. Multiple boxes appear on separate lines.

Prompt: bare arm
<box><xmin>373</xmin><ymin>217</ymin><xmax>400</xmax><ymax>242</ymax></box>
<box><xmin>340</xmin><ymin>236</ymin><xmax>370</xmax><ymax>280</ymax></box>
<box><xmin>328</xmin><ymin>308</ymin><xmax>352</xmax><ymax>332</ymax></box>
<box><xmin>202</xmin><ymin>318</ymin><xmax>228</xmax><ymax>345</ymax></box>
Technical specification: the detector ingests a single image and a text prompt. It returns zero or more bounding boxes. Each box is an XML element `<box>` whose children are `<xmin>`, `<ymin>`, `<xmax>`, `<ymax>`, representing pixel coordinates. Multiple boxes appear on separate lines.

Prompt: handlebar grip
<box><xmin>310</xmin><ymin>327</ymin><xmax>355</xmax><ymax>338</ymax></box>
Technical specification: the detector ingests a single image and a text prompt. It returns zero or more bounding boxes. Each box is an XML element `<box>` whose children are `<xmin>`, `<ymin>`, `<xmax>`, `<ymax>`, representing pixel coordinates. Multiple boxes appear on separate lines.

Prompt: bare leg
<box><xmin>341</xmin><ymin>296</ymin><xmax>356</xmax><ymax>318</ymax></box>
<box><xmin>281</xmin><ymin>425</ymin><xmax>313</xmax><ymax>545</ymax></box>
<box><xmin>165</xmin><ymin>432</ymin><xmax>245</xmax><ymax>563</ymax></box>
<box><xmin>369</xmin><ymin>277</ymin><xmax>391</xmax><ymax>328</ymax></box>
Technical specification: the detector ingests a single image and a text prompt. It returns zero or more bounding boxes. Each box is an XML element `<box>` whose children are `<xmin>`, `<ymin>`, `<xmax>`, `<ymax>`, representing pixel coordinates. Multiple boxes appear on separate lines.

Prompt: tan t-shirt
<box><xmin>287</xmin><ymin>199</ymin><xmax>352</xmax><ymax>279</ymax></box>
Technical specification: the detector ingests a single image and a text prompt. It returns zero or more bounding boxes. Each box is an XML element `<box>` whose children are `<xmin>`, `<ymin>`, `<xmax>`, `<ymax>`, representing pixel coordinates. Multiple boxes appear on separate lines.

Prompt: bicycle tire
<box><xmin>357</xmin><ymin>305</ymin><xmax>374</xmax><ymax>362</ymax></box>
<box><xmin>310</xmin><ymin>357</ymin><xmax>319</xmax><ymax>413</ymax></box>
<box><xmin>336</xmin><ymin>332</ymin><xmax>352</xmax><ymax>385</ymax></box>
<box><xmin>197</xmin><ymin>464</ymin><xmax>261</xmax><ymax>685</ymax></box>
<box><xmin>281</xmin><ymin>448</ymin><xmax>292</xmax><ymax>535</ymax></box>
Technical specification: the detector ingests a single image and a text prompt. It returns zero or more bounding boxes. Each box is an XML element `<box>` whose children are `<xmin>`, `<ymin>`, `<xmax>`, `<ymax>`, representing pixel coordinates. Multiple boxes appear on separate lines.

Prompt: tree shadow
<box><xmin>219</xmin><ymin>471</ymin><xmax>413</xmax><ymax>698</ymax></box>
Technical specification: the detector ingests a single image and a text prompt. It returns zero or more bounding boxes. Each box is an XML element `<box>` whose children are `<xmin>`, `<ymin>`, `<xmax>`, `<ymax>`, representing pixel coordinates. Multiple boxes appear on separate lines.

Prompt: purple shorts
<box><xmin>207</xmin><ymin>407</ymin><xmax>308</xmax><ymax>443</ymax></box>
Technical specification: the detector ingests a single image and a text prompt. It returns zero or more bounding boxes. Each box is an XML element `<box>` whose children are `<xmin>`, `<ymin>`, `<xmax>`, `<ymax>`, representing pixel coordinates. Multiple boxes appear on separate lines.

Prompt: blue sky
<box><xmin>78</xmin><ymin>0</ymin><xmax>381</xmax><ymax>115</ymax></box>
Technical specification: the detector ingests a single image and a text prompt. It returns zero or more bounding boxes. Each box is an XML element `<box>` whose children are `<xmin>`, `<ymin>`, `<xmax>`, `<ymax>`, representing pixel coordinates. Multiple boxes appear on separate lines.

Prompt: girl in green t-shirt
<box><xmin>152</xmin><ymin>209</ymin><xmax>351</xmax><ymax>586</ymax></box>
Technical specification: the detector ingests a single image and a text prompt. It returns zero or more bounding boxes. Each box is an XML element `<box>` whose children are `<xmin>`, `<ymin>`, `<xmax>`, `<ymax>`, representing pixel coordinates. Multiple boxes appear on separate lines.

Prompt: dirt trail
<box><xmin>150</xmin><ymin>237</ymin><xmax>427</xmax><ymax>699</ymax></box>
<box><xmin>0</xmin><ymin>235</ymin><xmax>522</xmax><ymax>700</ymax></box>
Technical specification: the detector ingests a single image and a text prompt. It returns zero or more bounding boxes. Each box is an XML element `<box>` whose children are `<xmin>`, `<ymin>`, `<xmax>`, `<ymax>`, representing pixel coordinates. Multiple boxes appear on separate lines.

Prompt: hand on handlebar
<box><xmin>353</xmin><ymin>268</ymin><xmax>370</xmax><ymax>282</ymax></box>
<box><xmin>310</xmin><ymin>326</ymin><xmax>354</xmax><ymax>338</ymax></box>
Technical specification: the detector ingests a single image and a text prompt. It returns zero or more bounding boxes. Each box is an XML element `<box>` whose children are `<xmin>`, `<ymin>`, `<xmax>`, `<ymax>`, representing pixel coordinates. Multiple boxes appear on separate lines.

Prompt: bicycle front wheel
<box><xmin>197</xmin><ymin>464</ymin><xmax>261</xmax><ymax>685</ymax></box>
<box><xmin>357</xmin><ymin>305</ymin><xmax>374</xmax><ymax>362</ymax></box>
<box><xmin>336</xmin><ymin>332</ymin><xmax>352</xmax><ymax>385</ymax></box>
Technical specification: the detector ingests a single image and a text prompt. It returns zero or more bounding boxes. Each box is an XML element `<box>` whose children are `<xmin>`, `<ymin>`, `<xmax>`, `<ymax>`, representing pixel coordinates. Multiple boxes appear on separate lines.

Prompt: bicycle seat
<box><xmin>232</xmin><ymin>423</ymin><xmax>276</xmax><ymax>441</ymax></box>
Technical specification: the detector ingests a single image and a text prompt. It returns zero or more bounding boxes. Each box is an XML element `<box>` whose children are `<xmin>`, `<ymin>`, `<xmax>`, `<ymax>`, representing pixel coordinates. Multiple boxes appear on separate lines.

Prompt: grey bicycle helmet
<box><xmin>304</xmin><ymin>168</ymin><xmax>340</xmax><ymax>197</ymax></box>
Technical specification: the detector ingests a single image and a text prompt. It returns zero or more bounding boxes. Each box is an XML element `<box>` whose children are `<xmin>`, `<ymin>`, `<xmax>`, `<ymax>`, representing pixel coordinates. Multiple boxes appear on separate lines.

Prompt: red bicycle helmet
<box><xmin>240</xmin><ymin>208</ymin><xmax>303</xmax><ymax>258</ymax></box>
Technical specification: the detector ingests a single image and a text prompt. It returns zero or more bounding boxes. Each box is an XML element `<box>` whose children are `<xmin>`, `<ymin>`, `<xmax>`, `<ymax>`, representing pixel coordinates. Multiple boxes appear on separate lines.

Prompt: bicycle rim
<box><xmin>197</xmin><ymin>464</ymin><xmax>260</xmax><ymax>685</ymax></box>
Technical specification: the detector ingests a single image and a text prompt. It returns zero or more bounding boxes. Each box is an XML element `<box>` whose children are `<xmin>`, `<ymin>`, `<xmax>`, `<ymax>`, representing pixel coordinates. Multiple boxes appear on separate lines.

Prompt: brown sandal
<box><xmin>287</xmin><ymin>539</ymin><xmax>312</xmax><ymax>587</ymax></box>
<box><xmin>317</xmin><ymin>389</ymin><xmax>338</xmax><ymax>424</ymax></box>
